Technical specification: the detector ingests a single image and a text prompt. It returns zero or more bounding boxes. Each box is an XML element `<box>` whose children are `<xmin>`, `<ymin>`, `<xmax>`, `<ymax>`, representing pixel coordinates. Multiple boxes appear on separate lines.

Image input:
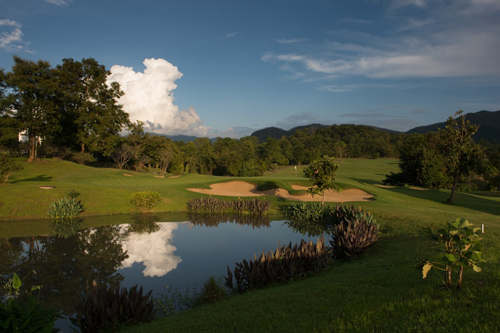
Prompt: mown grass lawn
<box><xmin>1</xmin><ymin>158</ymin><xmax>499</xmax><ymax>332</ymax></box>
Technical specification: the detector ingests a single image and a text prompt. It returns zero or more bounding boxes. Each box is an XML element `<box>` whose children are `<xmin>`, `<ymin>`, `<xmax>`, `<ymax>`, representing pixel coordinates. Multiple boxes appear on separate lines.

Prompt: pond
<box><xmin>1</xmin><ymin>213</ymin><xmax>319</xmax><ymax>331</ymax></box>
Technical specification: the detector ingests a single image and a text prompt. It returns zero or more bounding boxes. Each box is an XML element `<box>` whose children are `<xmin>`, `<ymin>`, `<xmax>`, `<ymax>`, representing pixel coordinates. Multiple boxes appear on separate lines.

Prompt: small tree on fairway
<box><xmin>304</xmin><ymin>155</ymin><xmax>341</xmax><ymax>205</ymax></box>
<box><xmin>438</xmin><ymin>110</ymin><xmax>479</xmax><ymax>203</ymax></box>
<box><xmin>0</xmin><ymin>151</ymin><xmax>23</xmax><ymax>184</ymax></box>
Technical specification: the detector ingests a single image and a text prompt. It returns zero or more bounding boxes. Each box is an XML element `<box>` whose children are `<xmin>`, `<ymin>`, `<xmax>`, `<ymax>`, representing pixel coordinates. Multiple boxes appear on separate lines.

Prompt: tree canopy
<box><xmin>304</xmin><ymin>155</ymin><xmax>341</xmax><ymax>205</ymax></box>
<box><xmin>0</xmin><ymin>56</ymin><xmax>130</xmax><ymax>162</ymax></box>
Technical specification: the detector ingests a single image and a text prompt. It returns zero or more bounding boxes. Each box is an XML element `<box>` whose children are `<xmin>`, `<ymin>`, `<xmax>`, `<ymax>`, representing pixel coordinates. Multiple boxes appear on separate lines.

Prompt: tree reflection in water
<box><xmin>188</xmin><ymin>212</ymin><xmax>271</xmax><ymax>229</ymax></box>
<box><xmin>0</xmin><ymin>225</ymin><xmax>128</xmax><ymax>316</ymax></box>
<box><xmin>48</xmin><ymin>218</ymin><xmax>83</xmax><ymax>238</ymax></box>
<box><xmin>126</xmin><ymin>214</ymin><xmax>161</xmax><ymax>234</ymax></box>
<box><xmin>1</xmin><ymin>213</ymin><xmax>299</xmax><ymax>325</ymax></box>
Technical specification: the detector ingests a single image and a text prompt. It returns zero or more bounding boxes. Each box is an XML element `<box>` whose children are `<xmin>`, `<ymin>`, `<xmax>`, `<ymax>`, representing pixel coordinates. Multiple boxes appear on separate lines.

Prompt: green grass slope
<box><xmin>1</xmin><ymin>158</ymin><xmax>499</xmax><ymax>331</ymax></box>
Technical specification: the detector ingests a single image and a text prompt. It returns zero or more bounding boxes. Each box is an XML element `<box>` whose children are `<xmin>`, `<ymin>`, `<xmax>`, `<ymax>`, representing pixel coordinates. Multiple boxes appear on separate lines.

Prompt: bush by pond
<box><xmin>225</xmin><ymin>238</ymin><xmax>329</xmax><ymax>294</ymax></box>
<box><xmin>130</xmin><ymin>190</ymin><xmax>161</xmax><ymax>212</ymax></box>
<box><xmin>47</xmin><ymin>196</ymin><xmax>84</xmax><ymax>220</ymax></box>
<box><xmin>71</xmin><ymin>283</ymin><xmax>154</xmax><ymax>333</ymax></box>
<box><xmin>187</xmin><ymin>197</ymin><xmax>270</xmax><ymax>214</ymax></box>
<box><xmin>282</xmin><ymin>203</ymin><xmax>380</xmax><ymax>259</ymax></box>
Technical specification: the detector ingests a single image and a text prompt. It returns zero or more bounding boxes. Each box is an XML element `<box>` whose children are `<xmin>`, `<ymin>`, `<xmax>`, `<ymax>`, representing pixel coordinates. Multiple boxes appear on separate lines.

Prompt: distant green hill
<box><xmin>407</xmin><ymin>110</ymin><xmax>500</xmax><ymax>142</ymax></box>
<box><xmin>251</xmin><ymin>124</ymin><xmax>328</xmax><ymax>142</ymax></box>
<box><xmin>250</xmin><ymin>123</ymin><xmax>399</xmax><ymax>142</ymax></box>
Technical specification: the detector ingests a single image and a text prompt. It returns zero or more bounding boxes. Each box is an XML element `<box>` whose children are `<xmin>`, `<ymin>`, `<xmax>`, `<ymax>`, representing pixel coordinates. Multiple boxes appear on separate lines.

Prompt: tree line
<box><xmin>384</xmin><ymin>111</ymin><xmax>500</xmax><ymax>198</ymax></box>
<box><xmin>1</xmin><ymin>57</ymin><xmax>499</xmax><ymax>191</ymax></box>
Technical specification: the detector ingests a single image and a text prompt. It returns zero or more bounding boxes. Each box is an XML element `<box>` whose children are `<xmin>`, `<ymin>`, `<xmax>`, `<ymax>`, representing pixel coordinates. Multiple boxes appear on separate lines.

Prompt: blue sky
<box><xmin>1</xmin><ymin>0</ymin><xmax>499</xmax><ymax>138</ymax></box>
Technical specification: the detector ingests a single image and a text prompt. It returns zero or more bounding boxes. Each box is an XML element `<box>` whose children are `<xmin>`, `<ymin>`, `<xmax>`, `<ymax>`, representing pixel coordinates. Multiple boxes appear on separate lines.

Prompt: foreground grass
<box><xmin>1</xmin><ymin>158</ymin><xmax>499</xmax><ymax>331</ymax></box>
<box><xmin>121</xmin><ymin>231</ymin><xmax>500</xmax><ymax>332</ymax></box>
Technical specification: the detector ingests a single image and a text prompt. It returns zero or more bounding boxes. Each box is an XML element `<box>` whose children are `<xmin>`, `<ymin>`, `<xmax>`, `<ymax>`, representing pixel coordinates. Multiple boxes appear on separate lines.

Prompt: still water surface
<box><xmin>2</xmin><ymin>213</ymin><xmax>315</xmax><ymax>331</ymax></box>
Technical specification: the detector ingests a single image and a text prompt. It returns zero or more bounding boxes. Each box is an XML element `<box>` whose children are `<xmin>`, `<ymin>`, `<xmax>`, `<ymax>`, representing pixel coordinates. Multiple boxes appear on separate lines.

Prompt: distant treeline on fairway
<box><xmin>1</xmin><ymin>56</ymin><xmax>499</xmax><ymax>179</ymax></box>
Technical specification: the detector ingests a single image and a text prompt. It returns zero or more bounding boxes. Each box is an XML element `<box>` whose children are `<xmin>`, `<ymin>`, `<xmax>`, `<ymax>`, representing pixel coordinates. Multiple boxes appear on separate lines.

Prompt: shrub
<box><xmin>283</xmin><ymin>204</ymin><xmax>380</xmax><ymax>257</ymax></box>
<box><xmin>71</xmin><ymin>284</ymin><xmax>154</xmax><ymax>333</ymax></box>
<box><xmin>331</xmin><ymin>205</ymin><xmax>377</xmax><ymax>226</ymax></box>
<box><xmin>130</xmin><ymin>190</ymin><xmax>161</xmax><ymax>212</ymax></box>
<box><xmin>71</xmin><ymin>152</ymin><xmax>96</xmax><ymax>165</ymax></box>
<box><xmin>187</xmin><ymin>197</ymin><xmax>270</xmax><ymax>214</ymax></box>
<box><xmin>196</xmin><ymin>277</ymin><xmax>228</xmax><ymax>305</ymax></box>
<box><xmin>225</xmin><ymin>238</ymin><xmax>328</xmax><ymax>294</ymax></box>
<box><xmin>1</xmin><ymin>272</ymin><xmax>60</xmax><ymax>333</ymax></box>
<box><xmin>330</xmin><ymin>217</ymin><xmax>380</xmax><ymax>259</ymax></box>
<box><xmin>47</xmin><ymin>197</ymin><xmax>83</xmax><ymax>220</ymax></box>
<box><xmin>281</xmin><ymin>202</ymin><xmax>332</xmax><ymax>222</ymax></box>
<box><xmin>0</xmin><ymin>151</ymin><xmax>23</xmax><ymax>184</ymax></box>
<box><xmin>67</xmin><ymin>190</ymin><xmax>80</xmax><ymax>199</ymax></box>
<box><xmin>0</xmin><ymin>296</ymin><xmax>60</xmax><ymax>333</ymax></box>
<box><xmin>421</xmin><ymin>218</ymin><xmax>483</xmax><ymax>289</ymax></box>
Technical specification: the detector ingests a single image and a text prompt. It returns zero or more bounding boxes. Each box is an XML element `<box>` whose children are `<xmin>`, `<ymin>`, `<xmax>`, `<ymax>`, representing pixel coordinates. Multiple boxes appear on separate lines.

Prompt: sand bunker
<box><xmin>188</xmin><ymin>181</ymin><xmax>373</xmax><ymax>202</ymax></box>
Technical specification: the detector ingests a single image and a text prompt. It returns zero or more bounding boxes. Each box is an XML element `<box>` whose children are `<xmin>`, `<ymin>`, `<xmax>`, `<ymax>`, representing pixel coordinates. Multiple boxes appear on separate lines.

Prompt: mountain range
<box><xmin>158</xmin><ymin>110</ymin><xmax>500</xmax><ymax>143</ymax></box>
<box><xmin>251</xmin><ymin>110</ymin><xmax>500</xmax><ymax>143</ymax></box>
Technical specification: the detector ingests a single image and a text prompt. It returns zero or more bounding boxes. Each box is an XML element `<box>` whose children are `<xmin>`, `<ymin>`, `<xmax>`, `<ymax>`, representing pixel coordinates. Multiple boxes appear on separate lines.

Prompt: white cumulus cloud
<box><xmin>107</xmin><ymin>58</ymin><xmax>210</xmax><ymax>136</ymax></box>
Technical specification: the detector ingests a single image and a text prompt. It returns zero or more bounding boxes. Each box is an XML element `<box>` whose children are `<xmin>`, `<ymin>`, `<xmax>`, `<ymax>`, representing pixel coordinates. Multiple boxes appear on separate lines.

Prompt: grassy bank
<box><xmin>2</xmin><ymin>158</ymin><xmax>500</xmax><ymax>332</ymax></box>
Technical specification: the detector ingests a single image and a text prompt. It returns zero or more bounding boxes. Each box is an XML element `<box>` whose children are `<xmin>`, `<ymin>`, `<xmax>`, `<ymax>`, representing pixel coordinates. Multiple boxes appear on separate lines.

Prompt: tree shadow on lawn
<box><xmin>11</xmin><ymin>175</ymin><xmax>53</xmax><ymax>184</ymax></box>
<box><xmin>370</xmin><ymin>182</ymin><xmax>500</xmax><ymax>216</ymax></box>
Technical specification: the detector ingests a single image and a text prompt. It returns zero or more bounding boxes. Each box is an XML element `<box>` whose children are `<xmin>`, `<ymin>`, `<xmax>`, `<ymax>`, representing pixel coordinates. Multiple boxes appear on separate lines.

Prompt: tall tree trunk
<box><xmin>447</xmin><ymin>172</ymin><xmax>461</xmax><ymax>203</ymax></box>
<box><xmin>457</xmin><ymin>266</ymin><xmax>464</xmax><ymax>289</ymax></box>
<box><xmin>447</xmin><ymin>265</ymin><xmax>452</xmax><ymax>287</ymax></box>
<box><xmin>29</xmin><ymin>135</ymin><xmax>37</xmax><ymax>161</ymax></box>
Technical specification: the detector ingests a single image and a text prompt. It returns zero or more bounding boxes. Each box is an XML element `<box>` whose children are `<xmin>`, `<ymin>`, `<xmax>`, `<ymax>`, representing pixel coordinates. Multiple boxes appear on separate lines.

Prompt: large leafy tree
<box><xmin>438</xmin><ymin>110</ymin><xmax>480</xmax><ymax>203</ymax></box>
<box><xmin>0</xmin><ymin>69</ymin><xmax>20</xmax><ymax>150</ymax></box>
<box><xmin>55</xmin><ymin>58</ymin><xmax>130</xmax><ymax>156</ymax></box>
<box><xmin>5</xmin><ymin>56</ymin><xmax>60</xmax><ymax>160</ymax></box>
<box><xmin>304</xmin><ymin>155</ymin><xmax>340</xmax><ymax>205</ymax></box>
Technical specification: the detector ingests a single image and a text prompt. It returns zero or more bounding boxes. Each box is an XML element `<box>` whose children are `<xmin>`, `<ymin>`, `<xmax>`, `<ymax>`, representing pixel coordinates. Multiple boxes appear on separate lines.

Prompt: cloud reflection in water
<box><xmin>121</xmin><ymin>222</ymin><xmax>186</xmax><ymax>277</ymax></box>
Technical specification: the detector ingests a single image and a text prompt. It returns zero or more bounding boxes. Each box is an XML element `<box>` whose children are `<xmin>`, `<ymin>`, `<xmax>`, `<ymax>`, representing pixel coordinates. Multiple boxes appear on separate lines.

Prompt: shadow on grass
<box><xmin>372</xmin><ymin>182</ymin><xmax>500</xmax><ymax>216</ymax></box>
<box><xmin>11</xmin><ymin>175</ymin><xmax>53</xmax><ymax>184</ymax></box>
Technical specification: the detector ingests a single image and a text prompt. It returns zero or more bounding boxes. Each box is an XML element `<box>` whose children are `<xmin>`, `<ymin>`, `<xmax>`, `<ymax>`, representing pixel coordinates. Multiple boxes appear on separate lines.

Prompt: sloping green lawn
<box><xmin>1</xmin><ymin>157</ymin><xmax>499</xmax><ymax>331</ymax></box>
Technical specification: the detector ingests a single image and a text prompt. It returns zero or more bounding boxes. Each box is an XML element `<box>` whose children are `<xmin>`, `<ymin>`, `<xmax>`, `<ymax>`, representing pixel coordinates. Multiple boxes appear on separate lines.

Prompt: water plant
<box><xmin>154</xmin><ymin>284</ymin><xmax>199</xmax><ymax>318</ymax></box>
<box><xmin>1</xmin><ymin>272</ymin><xmax>60</xmax><ymax>333</ymax></box>
<box><xmin>71</xmin><ymin>283</ymin><xmax>154</xmax><ymax>332</ymax></box>
<box><xmin>330</xmin><ymin>217</ymin><xmax>380</xmax><ymax>259</ymax></box>
<box><xmin>225</xmin><ymin>238</ymin><xmax>328</xmax><ymax>294</ymax></box>
<box><xmin>47</xmin><ymin>197</ymin><xmax>83</xmax><ymax>220</ymax></box>
<box><xmin>421</xmin><ymin>218</ymin><xmax>483</xmax><ymax>289</ymax></box>
<box><xmin>187</xmin><ymin>197</ymin><xmax>270</xmax><ymax>214</ymax></box>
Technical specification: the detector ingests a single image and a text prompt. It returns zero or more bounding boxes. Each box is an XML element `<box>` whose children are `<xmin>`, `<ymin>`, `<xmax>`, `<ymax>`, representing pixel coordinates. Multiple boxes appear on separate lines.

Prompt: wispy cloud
<box><xmin>274</xmin><ymin>112</ymin><xmax>325</xmax><ymax>130</ymax></box>
<box><xmin>45</xmin><ymin>0</ymin><xmax>72</xmax><ymax>6</ymax></box>
<box><xmin>339</xmin><ymin>109</ymin><xmax>421</xmax><ymax>131</ymax></box>
<box><xmin>277</xmin><ymin>38</ymin><xmax>308</xmax><ymax>44</ymax></box>
<box><xmin>263</xmin><ymin>1</ymin><xmax>500</xmax><ymax>85</ymax></box>
<box><xmin>224</xmin><ymin>32</ymin><xmax>239</xmax><ymax>38</ymax></box>
<box><xmin>339</xmin><ymin>17</ymin><xmax>371</xmax><ymax>24</ymax></box>
<box><xmin>0</xmin><ymin>19</ymin><xmax>32</xmax><ymax>52</ymax></box>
